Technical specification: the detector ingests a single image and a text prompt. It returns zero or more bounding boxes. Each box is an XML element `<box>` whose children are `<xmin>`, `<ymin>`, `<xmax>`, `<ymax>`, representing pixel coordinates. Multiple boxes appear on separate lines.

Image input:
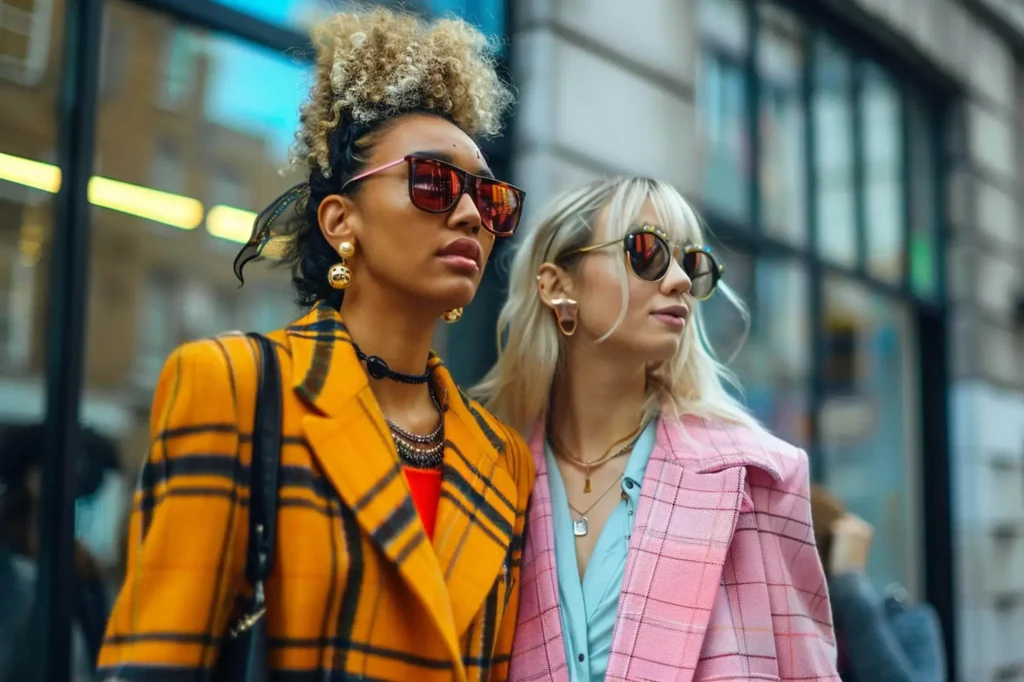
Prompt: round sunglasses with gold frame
<box><xmin>558</xmin><ymin>224</ymin><xmax>724</xmax><ymax>300</ymax></box>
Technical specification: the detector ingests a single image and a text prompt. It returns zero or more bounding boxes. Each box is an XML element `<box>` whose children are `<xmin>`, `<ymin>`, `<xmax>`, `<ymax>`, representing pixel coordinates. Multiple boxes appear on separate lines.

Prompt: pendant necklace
<box><xmin>565</xmin><ymin>475</ymin><xmax>624</xmax><ymax>537</ymax></box>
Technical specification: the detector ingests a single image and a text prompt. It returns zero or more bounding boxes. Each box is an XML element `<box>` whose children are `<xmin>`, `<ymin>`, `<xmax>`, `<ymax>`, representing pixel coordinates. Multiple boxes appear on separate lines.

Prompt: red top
<box><xmin>402</xmin><ymin>466</ymin><xmax>443</xmax><ymax>540</ymax></box>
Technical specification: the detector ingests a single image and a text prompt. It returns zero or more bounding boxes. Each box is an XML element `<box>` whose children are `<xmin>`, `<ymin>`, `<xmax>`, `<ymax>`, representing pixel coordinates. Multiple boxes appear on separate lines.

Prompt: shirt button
<box><xmin>625</xmin><ymin>480</ymin><xmax>634</xmax><ymax>489</ymax></box>
<box><xmin>578</xmin><ymin>654</ymin><xmax>585</xmax><ymax>662</ymax></box>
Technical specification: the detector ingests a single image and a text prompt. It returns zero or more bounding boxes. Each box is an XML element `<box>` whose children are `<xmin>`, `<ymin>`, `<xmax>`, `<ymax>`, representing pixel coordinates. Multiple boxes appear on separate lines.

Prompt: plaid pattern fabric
<box><xmin>98</xmin><ymin>302</ymin><xmax>535</xmax><ymax>682</ymax></box>
<box><xmin>509</xmin><ymin>413</ymin><xmax>840</xmax><ymax>682</ymax></box>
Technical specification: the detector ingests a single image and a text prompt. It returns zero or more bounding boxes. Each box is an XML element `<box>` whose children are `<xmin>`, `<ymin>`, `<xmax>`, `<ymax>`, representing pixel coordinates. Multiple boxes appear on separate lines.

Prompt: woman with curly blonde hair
<box><xmin>98</xmin><ymin>8</ymin><xmax>532</xmax><ymax>682</ymax></box>
<box><xmin>474</xmin><ymin>177</ymin><xmax>840</xmax><ymax>681</ymax></box>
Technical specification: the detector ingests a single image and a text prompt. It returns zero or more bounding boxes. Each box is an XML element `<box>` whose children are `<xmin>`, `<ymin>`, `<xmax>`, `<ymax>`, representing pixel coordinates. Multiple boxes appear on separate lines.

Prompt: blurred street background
<box><xmin>0</xmin><ymin>0</ymin><xmax>1022</xmax><ymax>680</ymax></box>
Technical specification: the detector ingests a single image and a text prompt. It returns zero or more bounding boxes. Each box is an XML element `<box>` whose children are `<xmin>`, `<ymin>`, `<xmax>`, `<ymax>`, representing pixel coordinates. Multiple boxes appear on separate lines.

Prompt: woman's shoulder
<box><xmin>162</xmin><ymin>329</ymin><xmax>290</xmax><ymax>379</ymax></box>
<box><xmin>152</xmin><ymin>331</ymin><xmax>291</xmax><ymax>425</ymax></box>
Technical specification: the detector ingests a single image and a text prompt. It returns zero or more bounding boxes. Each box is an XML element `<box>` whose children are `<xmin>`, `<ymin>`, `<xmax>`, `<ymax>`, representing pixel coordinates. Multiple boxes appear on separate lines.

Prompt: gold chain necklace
<box><xmin>549</xmin><ymin>419</ymin><xmax>647</xmax><ymax>493</ymax></box>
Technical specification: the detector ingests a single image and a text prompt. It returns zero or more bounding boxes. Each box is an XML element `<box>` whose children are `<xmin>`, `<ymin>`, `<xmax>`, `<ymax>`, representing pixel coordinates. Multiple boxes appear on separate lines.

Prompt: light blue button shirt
<box><xmin>545</xmin><ymin>418</ymin><xmax>658</xmax><ymax>682</ymax></box>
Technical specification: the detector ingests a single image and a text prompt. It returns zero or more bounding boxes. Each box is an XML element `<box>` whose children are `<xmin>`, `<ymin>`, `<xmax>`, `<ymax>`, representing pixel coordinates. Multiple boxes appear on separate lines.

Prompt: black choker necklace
<box><xmin>351</xmin><ymin>343</ymin><xmax>431</xmax><ymax>384</ymax></box>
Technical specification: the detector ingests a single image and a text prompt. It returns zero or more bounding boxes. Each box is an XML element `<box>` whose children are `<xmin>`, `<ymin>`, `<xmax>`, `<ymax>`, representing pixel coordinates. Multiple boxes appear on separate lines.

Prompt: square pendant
<box><xmin>572</xmin><ymin>517</ymin><xmax>589</xmax><ymax>537</ymax></box>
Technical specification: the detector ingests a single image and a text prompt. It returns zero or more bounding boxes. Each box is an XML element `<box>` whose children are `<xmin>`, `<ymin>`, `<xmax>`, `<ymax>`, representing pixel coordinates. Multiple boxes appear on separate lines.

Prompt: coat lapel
<box><xmin>289</xmin><ymin>303</ymin><xmax>518</xmax><ymax>656</ymax></box>
<box><xmin>606</xmin><ymin>414</ymin><xmax>781</xmax><ymax>682</ymax></box>
<box><xmin>431</xmin><ymin>376</ymin><xmax>518</xmax><ymax>639</ymax></box>
<box><xmin>288</xmin><ymin>305</ymin><xmax>460</xmax><ymax>658</ymax></box>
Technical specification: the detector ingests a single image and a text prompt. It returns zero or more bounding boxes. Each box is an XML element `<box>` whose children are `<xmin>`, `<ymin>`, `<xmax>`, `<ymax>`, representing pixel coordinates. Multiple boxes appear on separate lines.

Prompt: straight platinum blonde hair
<box><xmin>472</xmin><ymin>176</ymin><xmax>761</xmax><ymax>436</ymax></box>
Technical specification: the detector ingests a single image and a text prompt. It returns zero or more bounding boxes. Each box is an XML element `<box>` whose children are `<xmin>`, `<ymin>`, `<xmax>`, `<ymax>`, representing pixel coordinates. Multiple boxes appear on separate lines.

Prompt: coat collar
<box><xmin>657</xmin><ymin>412</ymin><xmax>782</xmax><ymax>481</ymax></box>
<box><xmin>286</xmin><ymin>302</ymin><xmax>518</xmax><ymax>667</ymax></box>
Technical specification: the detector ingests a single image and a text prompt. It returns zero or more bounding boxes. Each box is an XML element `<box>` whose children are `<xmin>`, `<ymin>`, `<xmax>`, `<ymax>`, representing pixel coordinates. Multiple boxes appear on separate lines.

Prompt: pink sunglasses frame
<box><xmin>339</xmin><ymin>155</ymin><xmax>525</xmax><ymax>237</ymax></box>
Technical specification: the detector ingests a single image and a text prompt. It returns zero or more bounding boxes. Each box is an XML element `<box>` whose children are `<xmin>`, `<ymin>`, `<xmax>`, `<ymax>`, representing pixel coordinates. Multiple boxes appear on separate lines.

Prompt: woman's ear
<box><xmin>318</xmin><ymin>194</ymin><xmax>359</xmax><ymax>252</ymax></box>
<box><xmin>536</xmin><ymin>262</ymin><xmax>575</xmax><ymax>309</ymax></box>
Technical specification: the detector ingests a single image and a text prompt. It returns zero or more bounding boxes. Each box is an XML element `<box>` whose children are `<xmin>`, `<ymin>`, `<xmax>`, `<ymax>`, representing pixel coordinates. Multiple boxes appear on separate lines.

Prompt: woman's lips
<box><xmin>437</xmin><ymin>238</ymin><xmax>482</xmax><ymax>273</ymax></box>
<box><xmin>651</xmin><ymin>304</ymin><xmax>689</xmax><ymax>330</ymax></box>
<box><xmin>652</xmin><ymin>312</ymin><xmax>685</xmax><ymax>330</ymax></box>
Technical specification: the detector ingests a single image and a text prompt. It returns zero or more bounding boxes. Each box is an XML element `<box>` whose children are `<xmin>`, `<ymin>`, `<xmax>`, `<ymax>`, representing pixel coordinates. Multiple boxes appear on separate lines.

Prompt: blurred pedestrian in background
<box><xmin>812</xmin><ymin>484</ymin><xmax>947</xmax><ymax>682</ymax></box>
<box><xmin>0</xmin><ymin>424</ymin><xmax>126</xmax><ymax>682</ymax></box>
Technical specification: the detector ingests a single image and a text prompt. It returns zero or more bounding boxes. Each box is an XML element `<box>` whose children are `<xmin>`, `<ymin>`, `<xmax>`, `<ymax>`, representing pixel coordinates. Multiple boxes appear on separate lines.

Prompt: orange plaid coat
<box><xmin>98</xmin><ymin>302</ymin><xmax>535</xmax><ymax>682</ymax></box>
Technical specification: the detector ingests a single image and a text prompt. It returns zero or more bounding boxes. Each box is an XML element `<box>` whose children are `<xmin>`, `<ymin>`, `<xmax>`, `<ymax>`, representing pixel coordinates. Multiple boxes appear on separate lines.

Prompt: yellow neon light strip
<box><xmin>206</xmin><ymin>204</ymin><xmax>257</xmax><ymax>244</ymax></box>
<box><xmin>0</xmin><ymin>152</ymin><xmax>61</xmax><ymax>192</ymax></box>
<box><xmin>0</xmin><ymin>151</ymin><xmax>272</xmax><ymax>240</ymax></box>
<box><xmin>88</xmin><ymin>176</ymin><xmax>204</xmax><ymax>230</ymax></box>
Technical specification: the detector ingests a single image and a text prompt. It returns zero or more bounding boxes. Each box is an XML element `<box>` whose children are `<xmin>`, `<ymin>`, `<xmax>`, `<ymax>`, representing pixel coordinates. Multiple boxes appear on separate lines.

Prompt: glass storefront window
<box><xmin>757</xmin><ymin>3</ymin><xmax>807</xmax><ymax>245</ymax></box>
<box><xmin>812</xmin><ymin>38</ymin><xmax>857</xmax><ymax>267</ymax></box>
<box><xmin>702</xmin><ymin>246</ymin><xmax>812</xmax><ymax>447</ymax></box>
<box><xmin>861</xmin><ymin>64</ymin><xmax>905</xmax><ymax>283</ymax></box>
<box><xmin>88</xmin><ymin>0</ymin><xmax>307</xmax><ymax>445</ymax></box>
<box><xmin>698</xmin><ymin>0</ymin><xmax>750</xmax><ymax>224</ymax></box>
<box><xmin>0</xmin><ymin>1</ymin><xmax>68</xmax><ymax>679</ymax></box>
<box><xmin>819</xmin><ymin>277</ymin><xmax>920</xmax><ymax>595</ymax></box>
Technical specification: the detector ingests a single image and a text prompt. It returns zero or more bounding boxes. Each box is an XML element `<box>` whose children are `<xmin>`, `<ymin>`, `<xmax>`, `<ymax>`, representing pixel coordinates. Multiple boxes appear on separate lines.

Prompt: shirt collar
<box><xmin>622</xmin><ymin>417</ymin><xmax>658</xmax><ymax>490</ymax></box>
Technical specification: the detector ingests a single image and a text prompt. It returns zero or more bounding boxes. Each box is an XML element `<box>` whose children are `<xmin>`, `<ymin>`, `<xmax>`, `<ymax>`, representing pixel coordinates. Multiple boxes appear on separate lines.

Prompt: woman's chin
<box><xmin>428</xmin><ymin>282</ymin><xmax>479</xmax><ymax>313</ymax></box>
<box><xmin>637</xmin><ymin>336</ymin><xmax>682</xmax><ymax>365</ymax></box>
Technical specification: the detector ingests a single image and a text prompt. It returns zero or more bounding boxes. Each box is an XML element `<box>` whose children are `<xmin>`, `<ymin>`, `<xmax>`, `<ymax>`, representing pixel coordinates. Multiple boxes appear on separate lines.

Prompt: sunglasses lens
<box><xmin>625</xmin><ymin>232</ymin><xmax>672</xmax><ymax>281</ymax></box>
<box><xmin>409</xmin><ymin>159</ymin><xmax>463</xmax><ymax>211</ymax></box>
<box><xmin>475</xmin><ymin>179</ymin><xmax>523</xmax><ymax>236</ymax></box>
<box><xmin>683</xmin><ymin>250</ymin><xmax>719</xmax><ymax>299</ymax></box>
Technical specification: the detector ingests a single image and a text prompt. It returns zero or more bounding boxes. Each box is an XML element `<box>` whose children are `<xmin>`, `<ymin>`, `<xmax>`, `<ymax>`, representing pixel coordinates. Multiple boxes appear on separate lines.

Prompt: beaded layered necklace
<box><xmin>385</xmin><ymin>384</ymin><xmax>445</xmax><ymax>470</ymax></box>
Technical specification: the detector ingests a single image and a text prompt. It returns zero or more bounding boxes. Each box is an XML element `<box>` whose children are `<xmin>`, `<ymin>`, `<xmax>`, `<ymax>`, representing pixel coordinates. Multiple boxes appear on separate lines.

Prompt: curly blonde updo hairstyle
<box><xmin>270</xmin><ymin>7</ymin><xmax>513</xmax><ymax>307</ymax></box>
<box><xmin>294</xmin><ymin>7</ymin><xmax>513</xmax><ymax>177</ymax></box>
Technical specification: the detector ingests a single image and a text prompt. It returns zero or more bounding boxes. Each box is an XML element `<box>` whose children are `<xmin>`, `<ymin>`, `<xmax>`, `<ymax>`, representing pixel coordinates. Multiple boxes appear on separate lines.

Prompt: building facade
<box><xmin>0</xmin><ymin>0</ymin><xmax>1021</xmax><ymax>679</ymax></box>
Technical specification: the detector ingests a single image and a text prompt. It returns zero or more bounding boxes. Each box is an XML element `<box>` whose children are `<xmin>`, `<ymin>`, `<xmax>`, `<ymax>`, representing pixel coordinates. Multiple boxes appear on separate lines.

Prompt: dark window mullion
<box><xmin>852</xmin><ymin>58</ymin><xmax>868</xmax><ymax>273</ymax></box>
<box><xmin>803</xmin><ymin>29</ymin><xmax>824</xmax><ymax>481</ymax></box>
<box><xmin>38</xmin><ymin>1</ymin><xmax>105</xmax><ymax>680</ymax></box>
<box><xmin>745</xmin><ymin>0</ymin><xmax>762</xmax><ymax>231</ymax></box>
<box><xmin>933</xmin><ymin>102</ymin><xmax>950</xmax><ymax>302</ymax></box>
<box><xmin>900</xmin><ymin>89</ymin><xmax>913</xmax><ymax>293</ymax></box>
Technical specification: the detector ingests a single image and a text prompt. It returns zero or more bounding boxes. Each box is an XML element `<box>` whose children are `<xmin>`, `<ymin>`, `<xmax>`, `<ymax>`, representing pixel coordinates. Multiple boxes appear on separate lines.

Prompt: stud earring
<box><xmin>327</xmin><ymin>241</ymin><xmax>355</xmax><ymax>290</ymax></box>
<box><xmin>550</xmin><ymin>297</ymin><xmax>578</xmax><ymax>337</ymax></box>
<box><xmin>441</xmin><ymin>307</ymin><xmax>463</xmax><ymax>323</ymax></box>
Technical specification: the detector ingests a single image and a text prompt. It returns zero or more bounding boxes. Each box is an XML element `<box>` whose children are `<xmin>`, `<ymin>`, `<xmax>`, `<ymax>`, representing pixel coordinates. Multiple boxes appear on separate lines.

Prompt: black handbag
<box><xmin>213</xmin><ymin>332</ymin><xmax>282</xmax><ymax>682</ymax></box>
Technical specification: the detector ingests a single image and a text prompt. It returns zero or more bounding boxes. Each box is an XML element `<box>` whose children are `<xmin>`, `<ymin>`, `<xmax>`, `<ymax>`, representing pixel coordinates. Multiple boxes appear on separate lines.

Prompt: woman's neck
<box><xmin>340</xmin><ymin>287</ymin><xmax>438</xmax><ymax>415</ymax></box>
<box><xmin>548</xmin><ymin>342</ymin><xmax>649</xmax><ymax>458</ymax></box>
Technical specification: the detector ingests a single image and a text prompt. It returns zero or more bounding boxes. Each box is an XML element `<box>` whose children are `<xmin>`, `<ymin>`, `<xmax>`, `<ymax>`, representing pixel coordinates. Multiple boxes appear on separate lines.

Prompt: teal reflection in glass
<box><xmin>211</xmin><ymin>0</ymin><xmax>507</xmax><ymax>46</ymax></box>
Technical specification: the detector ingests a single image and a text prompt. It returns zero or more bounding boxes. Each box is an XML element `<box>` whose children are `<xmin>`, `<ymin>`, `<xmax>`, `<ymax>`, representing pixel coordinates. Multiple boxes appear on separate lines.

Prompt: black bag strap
<box><xmin>245</xmin><ymin>332</ymin><xmax>282</xmax><ymax>587</ymax></box>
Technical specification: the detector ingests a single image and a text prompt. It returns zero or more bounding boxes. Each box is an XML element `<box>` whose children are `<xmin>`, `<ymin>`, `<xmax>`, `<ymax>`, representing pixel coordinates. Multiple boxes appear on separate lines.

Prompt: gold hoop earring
<box><xmin>441</xmin><ymin>307</ymin><xmax>463</xmax><ymax>323</ymax></box>
<box><xmin>327</xmin><ymin>241</ymin><xmax>355</xmax><ymax>290</ymax></box>
<box><xmin>550</xmin><ymin>297</ymin><xmax>578</xmax><ymax>337</ymax></box>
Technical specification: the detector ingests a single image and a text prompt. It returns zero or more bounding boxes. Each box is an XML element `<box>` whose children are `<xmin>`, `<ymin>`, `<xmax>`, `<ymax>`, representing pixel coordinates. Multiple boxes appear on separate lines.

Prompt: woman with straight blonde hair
<box><xmin>474</xmin><ymin>176</ymin><xmax>840</xmax><ymax>681</ymax></box>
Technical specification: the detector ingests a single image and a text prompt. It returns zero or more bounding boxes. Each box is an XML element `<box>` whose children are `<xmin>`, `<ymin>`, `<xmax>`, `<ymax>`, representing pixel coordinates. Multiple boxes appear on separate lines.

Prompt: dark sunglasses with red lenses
<box><xmin>560</xmin><ymin>224</ymin><xmax>724</xmax><ymax>300</ymax></box>
<box><xmin>341</xmin><ymin>155</ymin><xmax>525</xmax><ymax>237</ymax></box>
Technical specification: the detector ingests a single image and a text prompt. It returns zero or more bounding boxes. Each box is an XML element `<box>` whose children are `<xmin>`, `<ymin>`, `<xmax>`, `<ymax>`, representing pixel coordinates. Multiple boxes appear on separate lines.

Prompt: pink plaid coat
<box><xmin>509</xmin><ymin>414</ymin><xmax>841</xmax><ymax>682</ymax></box>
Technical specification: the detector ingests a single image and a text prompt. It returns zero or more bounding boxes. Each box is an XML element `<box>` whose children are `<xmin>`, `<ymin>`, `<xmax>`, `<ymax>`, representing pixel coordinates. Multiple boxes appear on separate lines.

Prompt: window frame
<box><xmin>696</xmin><ymin>0</ymin><xmax>955</xmax><ymax>676</ymax></box>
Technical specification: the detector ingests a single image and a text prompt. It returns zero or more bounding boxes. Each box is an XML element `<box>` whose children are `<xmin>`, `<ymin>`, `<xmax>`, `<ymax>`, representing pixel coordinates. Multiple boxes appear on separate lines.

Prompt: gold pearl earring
<box><xmin>441</xmin><ymin>307</ymin><xmax>463</xmax><ymax>323</ymax></box>
<box><xmin>327</xmin><ymin>241</ymin><xmax>354</xmax><ymax>290</ymax></box>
